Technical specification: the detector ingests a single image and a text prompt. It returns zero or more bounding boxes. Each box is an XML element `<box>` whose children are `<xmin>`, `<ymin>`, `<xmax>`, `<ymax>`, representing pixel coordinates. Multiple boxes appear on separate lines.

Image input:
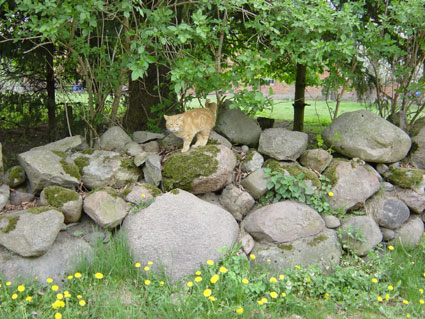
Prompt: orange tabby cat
<box><xmin>164</xmin><ymin>99</ymin><xmax>217</xmax><ymax>152</ymax></box>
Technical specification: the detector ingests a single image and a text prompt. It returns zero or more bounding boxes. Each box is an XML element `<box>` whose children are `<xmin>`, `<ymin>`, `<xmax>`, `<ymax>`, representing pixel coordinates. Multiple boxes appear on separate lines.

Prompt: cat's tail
<box><xmin>205</xmin><ymin>99</ymin><xmax>217</xmax><ymax>114</ymax></box>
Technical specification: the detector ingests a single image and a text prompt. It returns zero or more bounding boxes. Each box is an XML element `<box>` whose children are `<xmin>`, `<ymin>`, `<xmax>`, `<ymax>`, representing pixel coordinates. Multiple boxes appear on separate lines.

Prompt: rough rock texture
<box><xmin>339</xmin><ymin>215</ymin><xmax>382</xmax><ymax>256</ymax></box>
<box><xmin>99</xmin><ymin>126</ymin><xmax>132</xmax><ymax>152</ymax></box>
<box><xmin>143</xmin><ymin>154</ymin><xmax>162</xmax><ymax>187</ymax></box>
<box><xmin>83</xmin><ymin>189</ymin><xmax>129</xmax><ymax>229</ymax></box>
<box><xmin>242</xmin><ymin>149</ymin><xmax>264</xmax><ymax>173</ymax></box>
<box><xmin>4</xmin><ymin>165</ymin><xmax>26</xmax><ymax>187</ymax></box>
<box><xmin>162</xmin><ymin>145</ymin><xmax>236</xmax><ymax>194</ymax></box>
<box><xmin>0</xmin><ymin>216</ymin><xmax>95</xmax><ymax>283</ymax></box>
<box><xmin>0</xmin><ymin>184</ymin><xmax>9</xmax><ymax>211</ymax></box>
<box><xmin>324</xmin><ymin>159</ymin><xmax>380</xmax><ymax>211</ymax></box>
<box><xmin>121</xmin><ymin>190</ymin><xmax>239</xmax><ymax>282</ymax></box>
<box><xmin>384</xmin><ymin>167</ymin><xmax>425</xmax><ymax>195</ymax></box>
<box><xmin>0</xmin><ymin>208</ymin><xmax>64</xmax><ymax>257</ymax></box>
<box><xmin>219</xmin><ymin>184</ymin><xmax>255</xmax><ymax>221</ymax></box>
<box><xmin>18</xmin><ymin>149</ymin><xmax>81</xmax><ymax>194</ymax></box>
<box><xmin>409</xmin><ymin>117</ymin><xmax>425</xmax><ymax>169</ymax></box>
<box><xmin>209</xmin><ymin>131</ymin><xmax>233</xmax><ymax>149</ymax></box>
<box><xmin>393</xmin><ymin>215</ymin><xmax>424</xmax><ymax>248</ymax></box>
<box><xmin>252</xmin><ymin>229</ymin><xmax>341</xmax><ymax>271</ymax></box>
<box><xmin>9</xmin><ymin>190</ymin><xmax>34</xmax><ymax>206</ymax></box>
<box><xmin>124</xmin><ymin>142</ymin><xmax>144</xmax><ymax>156</ymax></box>
<box><xmin>240</xmin><ymin>169</ymin><xmax>268</xmax><ymax>200</ymax></box>
<box><xmin>299</xmin><ymin>149</ymin><xmax>333</xmax><ymax>173</ymax></box>
<box><xmin>215</xmin><ymin>108</ymin><xmax>261</xmax><ymax>147</ymax></box>
<box><xmin>322</xmin><ymin>215</ymin><xmax>341</xmax><ymax>229</ymax></box>
<box><xmin>40</xmin><ymin>186</ymin><xmax>83</xmax><ymax>223</ymax></box>
<box><xmin>72</xmin><ymin>150</ymin><xmax>140</xmax><ymax>189</ymax></box>
<box><xmin>133</xmin><ymin>131</ymin><xmax>165</xmax><ymax>144</ymax></box>
<box><xmin>394</xmin><ymin>186</ymin><xmax>425</xmax><ymax>213</ymax></box>
<box><xmin>365</xmin><ymin>191</ymin><xmax>410</xmax><ymax>229</ymax></box>
<box><xmin>243</xmin><ymin>201</ymin><xmax>325</xmax><ymax>243</ymax></box>
<box><xmin>31</xmin><ymin>135</ymin><xmax>84</xmax><ymax>153</ymax></box>
<box><xmin>258</xmin><ymin>128</ymin><xmax>308</xmax><ymax>161</ymax></box>
<box><xmin>122</xmin><ymin>183</ymin><xmax>162</xmax><ymax>204</ymax></box>
<box><xmin>321</xmin><ymin>110</ymin><xmax>411</xmax><ymax>163</ymax></box>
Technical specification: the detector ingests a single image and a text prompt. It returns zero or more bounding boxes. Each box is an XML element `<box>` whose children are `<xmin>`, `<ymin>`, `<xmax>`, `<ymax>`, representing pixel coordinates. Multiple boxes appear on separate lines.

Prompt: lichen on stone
<box><xmin>26</xmin><ymin>206</ymin><xmax>58</xmax><ymax>214</ymax></box>
<box><xmin>278</xmin><ymin>243</ymin><xmax>294</xmax><ymax>251</ymax></box>
<box><xmin>0</xmin><ymin>215</ymin><xmax>20</xmax><ymax>233</ymax></box>
<box><xmin>43</xmin><ymin>186</ymin><xmax>79</xmax><ymax>208</ymax></box>
<box><xmin>7</xmin><ymin>166</ymin><xmax>25</xmax><ymax>184</ymax></box>
<box><xmin>162</xmin><ymin>145</ymin><xmax>220</xmax><ymax>192</ymax></box>
<box><xmin>386</xmin><ymin>167</ymin><xmax>425</xmax><ymax>188</ymax></box>
<box><xmin>52</xmin><ymin>150</ymin><xmax>67</xmax><ymax>159</ymax></box>
<box><xmin>81</xmin><ymin>148</ymin><xmax>96</xmax><ymax>155</ymax></box>
<box><xmin>60</xmin><ymin>158</ymin><xmax>81</xmax><ymax>180</ymax></box>
<box><xmin>74</xmin><ymin>156</ymin><xmax>90</xmax><ymax>175</ymax></box>
<box><xmin>307</xmin><ymin>234</ymin><xmax>329</xmax><ymax>247</ymax></box>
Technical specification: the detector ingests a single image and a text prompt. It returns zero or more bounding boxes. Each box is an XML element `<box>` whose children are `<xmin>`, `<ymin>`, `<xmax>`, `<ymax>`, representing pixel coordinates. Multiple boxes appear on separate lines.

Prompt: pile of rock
<box><xmin>0</xmin><ymin>109</ymin><xmax>424</xmax><ymax>283</ymax></box>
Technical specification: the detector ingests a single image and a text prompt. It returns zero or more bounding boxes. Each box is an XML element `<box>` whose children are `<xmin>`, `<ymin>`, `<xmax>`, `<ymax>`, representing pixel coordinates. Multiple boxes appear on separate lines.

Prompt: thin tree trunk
<box><xmin>45</xmin><ymin>43</ymin><xmax>56</xmax><ymax>141</ymax></box>
<box><xmin>293</xmin><ymin>63</ymin><xmax>307</xmax><ymax>132</ymax></box>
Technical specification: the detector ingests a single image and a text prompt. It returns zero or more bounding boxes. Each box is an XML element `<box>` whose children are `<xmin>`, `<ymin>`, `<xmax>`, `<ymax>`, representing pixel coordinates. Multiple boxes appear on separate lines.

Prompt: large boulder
<box><xmin>31</xmin><ymin>135</ymin><xmax>84</xmax><ymax>153</ymax></box>
<box><xmin>321</xmin><ymin>110</ymin><xmax>411</xmax><ymax>163</ymax></box>
<box><xmin>18</xmin><ymin>149</ymin><xmax>81</xmax><ymax>194</ymax></box>
<box><xmin>215</xmin><ymin>108</ymin><xmax>261</xmax><ymax>147</ymax></box>
<box><xmin>83</xmin><ymin>189</ymin><xmax>129</xmax><ymax>230</ymax></box>
<box><xmin>393</xmin><ymin>215</ymin><xmax>424</xmax><ymax>248</ymax></box>
<box><xmin>71</xmin><ymin>150</ymin><xmax>141</xmax><ymax>189</ymax></box>
<box><xmin>251</xmin><ymin>228</ymin><xmax>341</xmax><ymax>271</ymax></box>
<box><xmin>339</xmin><ymin>215</ymin><xmax>382</xmax><ymax>256</ymax></box>
<box><xmin>0</xmin><ymin>208</ymin><xmax>64</xmax><ymax>257</ymax></box>
<box><xmin>0</xmin><ymin>184</ymin><xmax>9</xmax><ymax>211</ymax></box>
<box><xmin>384</xmin><ymin>167</ymin><xmax>425</xmax><ymax>195</ymax></box>
<box><xmin>40</xmin><ymin>186</ymin><xmax>83</xmax><ymax>223</ymax></box>
<box><xmin>258</xmin><ymin>128</ymin><xmax>308</xmax><ymax>161</ymax></box>
<box><xmin>323</xmin><ymin>159</ymin><xmax>380</xmax><ymax>211</ymax></box>
<box><xmin>162</xmin><ymin>145</ymin><xmax>236</xmax><ymax>194</ymax></box>
<box><xmin>121</xmin><ymin>190</ymin><xmax>239</xmax><ymax>282</ymax></box>
<box><xmin>99</xmin><ymin>126</ymin><xmax>132</xmax><ymax>152</ymax></box>
<box><xmin>243</xmin><ymin>200</ymin><xmax>325</xmax><ymax>243</ymax></box>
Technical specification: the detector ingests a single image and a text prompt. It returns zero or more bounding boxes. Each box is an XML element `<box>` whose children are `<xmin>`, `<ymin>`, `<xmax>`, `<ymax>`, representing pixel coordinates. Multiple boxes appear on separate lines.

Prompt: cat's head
<box><xmin>164</xmin><ymin>114</ymin><xmax>184</xmax><ymax>132</ymax></box>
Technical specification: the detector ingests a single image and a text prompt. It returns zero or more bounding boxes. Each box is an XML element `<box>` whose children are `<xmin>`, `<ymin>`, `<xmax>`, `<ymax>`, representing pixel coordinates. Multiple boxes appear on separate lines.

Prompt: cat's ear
<box><xmin>178</xmin><ymin>115</ymin><xmax>184</xmax><ymax>120</ymax></box>
<box><xmin>164</xmin><ymin>115</ymin><xmax>168</xmax><ymax>120</ymax></box>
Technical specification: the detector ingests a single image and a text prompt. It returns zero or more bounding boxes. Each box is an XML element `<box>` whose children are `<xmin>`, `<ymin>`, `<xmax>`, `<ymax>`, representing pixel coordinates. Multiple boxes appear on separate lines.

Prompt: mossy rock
<box><xmin>40</xmin><ymin>186</ymin><xmax>80</xmax><ymax>208</ymax></box>
<box><xmin>0</xmin><ymin>215</ymin><xmax>20</xmax><ymax>233</ymax></box>
<box><xmin>7</xmin><ymin>165</ymin><xmax>26</xmax><ymax>187</ymax></box>
<box><xmin>385</xmin><ymin>167</ymin><xmax>425</xmax><ymax>189</ymax></box>
<box><xmin>264</xmin><ymin>159</ymin><xmax>321</xmax><ymax>190</ymax></box>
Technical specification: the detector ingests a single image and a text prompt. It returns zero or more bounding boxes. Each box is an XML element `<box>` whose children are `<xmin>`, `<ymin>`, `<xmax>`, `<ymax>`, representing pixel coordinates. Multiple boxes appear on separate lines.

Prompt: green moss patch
<box><xmin>0</xmin><ymin>215</ymin><xmax>20</xmax><ymax>233</ymax></box>
<box><xmin>60</xmin><ymin>158</ymin><xmax>81</xmax><ymax>180</ymax></box>
<box><xmin>26</xmin><ymin>206</ymin><xmax>58</xmax><ymax>214</ymax></box>
<box><xmin>162</xmin><ymin>145</ymin><xmax>220</xmax><ymax>192</ymax></box>
<box><xmin>43</xmin><ymin>185</ymin><xmax>79</xmax><ymax>208</ymax></box>
<box><xmin>307</xmin><ymin>234</ymin><xmax>329</xmax><ymax>247</ymax></box>
<box><xmin>278</xmin><ymin>243</ymin><xmax>294</xmax><ymax>251</ymax></box>
<box><xmin>386</xmin><ymin>167</ymin><xmax>425</xmax><ymax>188</ymax></box>
<box><xmin>74</xmin><ymin>156</ymin><xmax>90</xmax><ymax>175</ymax></box>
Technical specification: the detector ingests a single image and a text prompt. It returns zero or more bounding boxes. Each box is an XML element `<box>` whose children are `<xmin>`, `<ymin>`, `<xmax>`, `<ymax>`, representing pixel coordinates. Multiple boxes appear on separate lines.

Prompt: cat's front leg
<box><xmin>181</xmin><ymin>138</ymin><xmax>192</xmax><ymax>152</ymax></box>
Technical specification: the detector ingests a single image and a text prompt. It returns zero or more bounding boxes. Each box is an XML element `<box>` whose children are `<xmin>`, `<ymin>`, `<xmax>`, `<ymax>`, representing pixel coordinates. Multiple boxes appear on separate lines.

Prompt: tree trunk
<box><xmin>45</xmin><ymin>43</ymin><xmax>56</xmax><ymax>141</ymax></box>
<box><xmin>293</xmin><ymin>63</ymin><xmax>307</xmax><ymax>132</ymax></box>
<box><xmin>124</xmin><ymin>64</ymin><xmax>176</xmax><ymax>132</ymax></box>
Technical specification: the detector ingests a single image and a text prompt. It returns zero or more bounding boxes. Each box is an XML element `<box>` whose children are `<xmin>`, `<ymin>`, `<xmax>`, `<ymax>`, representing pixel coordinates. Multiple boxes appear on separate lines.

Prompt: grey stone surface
<box><xmin>219</xmin><ymin>184</ymin><xmax>255</xmax><ymax>221</ymax></box>
<box><xmin>142</xmin><ymin>141</ymin><xmax>160</xmax><ymax>153</ymax></box>
<box><xmin>322</xmin><ymin>215</ymin><xmax>341</xmax><ymax>229</ymax></box>
<box><xmin>143</xmin><ymin>154</ymin><xmax>162</xmax><ymax>187</ymax></box>
<box><xmin>121</xmin><ymin>190</ymin><xmax>239</xmax><ymax>282</ymax></box>
<box><xmin>30</xmin><ymin>135</ymin><xmax>84</xmax><ymax>153</ymax></box>
<box><xmin>299</xmin><ymin>149</ymin><xmax>333</xmax><ymax>173</ymax></box>
<box><xmin>9</xmin><ymin>190</ymin><xmax>34</xmax><ymax>206</ymax></box>
<box><xmin>322</xmin><ymin>110</ymin><xmax>411</xmax><ymax>163</ymax></box>
<box><xmin>244</xmin><ymin>200</ymin><xmax>325</xmax><ymax>243</ymax></box>
<box><xmin>240</xmin><ymin>168</ymin><xmax>268</xmax><ymax>200</ymax></box>
<box><xmin>4</xmin><ymin>165</ymin><xmax>26</xmax><ymax>188</ymax></box>
<box><xmin>258</xmin><ymin>128</ymin><xmax>308</xmax><ymax>161</ymax></box>
<box><xmin>394</xmin><ymin>186</ymin><xmax>425</xmax><ymax>213</ymax></box>
<box><xmin>125</xmin><ymin>142</ymin><xmax>144</xmax><ymax>156</ymax></box>
<box><xmin>0</xmin><ymin>184</ymin><xmax>9</xmax><ymax>211</ymax></box>
<box><xmin>133</xmin><ymin>131</ymin><xmax>165</xmax><ymax>144</ymax></box>
<box><xmin>366</xmin><ymin>192</ymin><xmax>410</xmax><ymax>229</ymax></box>
<box><xmin>393</xmin><ymin>215</ymin><xmax>424</xmax><ymax>248</ymax></box>
<box><xmin>0</xmin><ymin>209</ymin><xmax>64</xmax><ymax>257</ymax></box>
<box><xmin>40</xmin><ymin>186</ymin><xmax>83</xmax><ymax>223</ymax></box>
<box><xmin>242</xmin><ymin>150</ymin><xmax>264</xmax><ymax>173</ymax></box>
<box><xmin>99</xmin><ymin>126</ymin><xmax>132</xmax><ymax>152</ymax></box>
<box><xmin>209</xmin><ymin>130</ymin><xmax>232</xmax><ymax>149</ymax></box>
<box><xmin>122</xmin><ymin>183</ymin><xmax>162</xmax><ymax>204</ymax></box>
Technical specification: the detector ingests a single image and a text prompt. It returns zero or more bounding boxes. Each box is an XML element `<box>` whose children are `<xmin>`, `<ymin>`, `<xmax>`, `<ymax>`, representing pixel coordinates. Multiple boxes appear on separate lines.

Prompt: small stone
<box><xmin>322</xmin><ymin>215</ymin><xmax>340</xmax><ymax>229</ymax></box>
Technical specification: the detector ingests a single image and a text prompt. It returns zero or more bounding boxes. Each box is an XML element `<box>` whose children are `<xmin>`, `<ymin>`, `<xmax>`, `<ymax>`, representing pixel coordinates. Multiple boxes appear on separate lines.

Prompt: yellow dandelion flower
<box><xmin>249</xmin><ymin>254</ymin><xmax>256</xmax><ymax>260</ymax></box>
<box><xmin>6</xmin><ymin>281</ymin><xmax>12</xmax><ymax>286</ymax></box>
<box><xmin>403</xmin><ymin>299</ymin><xmax>409</xmax><ymax>305</ymax></box>
<box><xmin>144</xmin><ymin>280</ymin><xmax>151</xmax><ymax>285</ymax></box>
<box><xmin>56</xmin><ymin>293</ymin><xmax>64</xmax><ymax>300</ymax></box>
<box><xmin>74</xmin><ymin>272</ymin><xmax>82</xmax><ymax>278</ymax></box>
<box><xmin>267</xmin><ymin>259</ymin><xmax>271</xmax><ymax>263</ymax></box>
<box><xmin>261</xmin><ymin>297</ymin><xmax>268</xmax><ymax>303</ymax></box>
<box><xmin>387</xmin><ymin>285</ymin><xmax>394</xmax><ymax>291</ymax></box>
<box><xmin>55</xmin><ymin>313</ymin><xmax>62</xmax><ymax>319</ymax></box>
<box><xmin>187</xmin><ymin>281</ymin><xmax>193</xmax><ymax>288</ymax></box>
<box><xmin>423</xmin><ymin>272</ymin><xmax>425</xmax><ymax>277</ymax></box>
<box><xmin>79</xmin><ymin>300</ymin><xmax>86</xmax><ymax>307</ymax></box>
<box><xmin>419</xmin><ymin>288</ymin><xmax>424</xmax><ymax>294</ymax></box>
<box><xmin>377</xmin><ymin>296</ymin><xmax>383</xmax><ymax>302</ymax></box>
<box><xmin>135</xmin><ymin>262</ymin><xmax>141</xmax><ymax>268</ymax></box>
<box><xmin>144</xmin><ymin>266</ymin><xmax>150</xmax><ymax>271</ymax></box>
<box><xmin>281</xmin><ymin>292</ymin><xmax>287</xmax><ymax>297</ymax></box>
<box><xmin>11</xmin><ymin>293</ymin><xmax>18</xmax><ymax>299</ymax></box>
<box><xmin>64</xmin><ymin>291</ymin><xmax>71</xmax><ymax>298</ymax></box>
<box><xmin>269</xmin><ymin>277</ymin><xmax>278</xmax><ymax>283</ymax></box>
<box><xmin>328</xmin><ymin>192</ymin><xmax>334</xmax><ymax>197</ymax></box>
<box><xmin>147</xmin><ymin>261</ymin><xmax>153</xmax><ymax>265</ymax></box>
<box><xmin>385</xmin><ymin>294</ymin><xmax>390</xmax><ymax>301</ymax></box>
<box><xmin>270</xmin><ymin>291</ymin><xmax>278</xmax><ymax>299</ymax></box>
<box><xmin>17</xmin><ymin>285</ymin><xmax>25</xmax><ymax>292</ymax></box>
<box><xmin>46</xmin><ymin>278</ymin><xmax>53</xmax><ymax>283</ymax></box>
<box><xmin>195</xmin><ymin>276</ymin><xmax>202</xmax><ymax>282</ymax></box>
<box><xmin>195</xmin><ymin>271</ymin><xmax>201</xmax><ymax>276</ymax></box>
<box><xmin>67</xmin><ymin>275</ymin><xmax>73</xmax><ymax>280</ymax></box>
<box><xmin>371</xmin><ymin>278</ymin><xmax>378</xmax><ymax>284</ymax></box>
<box><xmin>94</xmin><ymin>272</ymin><xmax>104</xmax><ymax>279</ymax></box>
<box><xmin>388</xmin><ymin>245</ymin><xmax>394</xmax><ymax>251</ymax></box>
<box><xmin>279</xmin><ymin>274</ymin><xmax>285</xmax><ymax>280</ymax></box>
<box><xmin>236</xmin><ymin>307</ymin><xmax>244</xmax><ymax>314</ymax></box>
<box><xmin>159</xmin><ymin>281</ymin><xmax>165</xmax><ymax>286</ymax></box>
<box><xmin>203</xmin><ymin>289</ymin><xmax>212</xmax><ymax>297</ymax></box>
<box><xmin>406</xmin><ymin>315</ymin><xmax>410</xmax><ymax>318</ymax></box>
<box><xmin>411</xmin><ymin>261</ymin><xmax>415</xmax><ymax>265</ymax></box>
<box><xmin>77</xmin><ymin>295</ymin><xmax>83</xmax><ymax>299</ymax></box>
<box><xmin>295</xmin><ymin>265</ymin><xmax>301</xmax><ymax>270</ymax></box>
<box><xmin>206</xmin><ymin>260</ymin><xmax>214</xmax><ymax>266</ymax></box>
<box><xmin>324</xmin><ymin>293</ymin><xmax>330</xmax><ymax>300</ymax></box>
<box><xmin>51</xmin><ymin>285</ymin><xmax>59</xmax><ymax>292</ymax></box>
<box><xmin>210</xmin><ymin>274</ymin><xmax>219</xmax><ymax>284</ymax></box>
<box><xmin>306</xmin><ymin>277</ymin><xmax>311</xmax><ymax>283</ymax></box>
<box><xmin>209</xmin><ymin>296</ymin><xmax>216</xmax><ymax>301</ymax></box>
<box><xmin>141</xmin><ymin>194</ymin><xmax>146</xmax><ymax>198</ymax></box>
<box><xmin>242</xmin><ymin>278</ymin><xmax>249</xmax><ymax>284</ymax></box>
<box><xmin>420</xmin><ymin>299</ymin><xmax>425</xmax><ymax>305</ymax></box>
<box><xmin>219</xmin><ymin>266</ymin><xmax>228</xmax><ymax>274</ymax></box>
<box><xmin>257</xmin><ymin>300</ymin><xmax>264</xmax><ymax>305</ymax></box>
<box><xmin>26</xmin><ymin>296</ymin><xmax>33</xmax><ymax>302</ymax></box>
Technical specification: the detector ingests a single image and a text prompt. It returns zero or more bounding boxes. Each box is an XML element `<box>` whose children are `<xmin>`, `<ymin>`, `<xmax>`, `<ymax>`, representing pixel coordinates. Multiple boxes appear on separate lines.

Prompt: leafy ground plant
<box><xmin>1</xmin><ymin>234</ymin><xmax>425</xmax><ymax>319</ymax></box>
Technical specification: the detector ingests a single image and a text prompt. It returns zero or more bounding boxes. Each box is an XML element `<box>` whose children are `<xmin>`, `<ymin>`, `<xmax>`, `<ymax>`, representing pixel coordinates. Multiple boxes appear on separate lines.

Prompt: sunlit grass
<box><xmin>1</xmin><ymin>234</ymin><xmax>425</xmax><ymax>319</ymax></box>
